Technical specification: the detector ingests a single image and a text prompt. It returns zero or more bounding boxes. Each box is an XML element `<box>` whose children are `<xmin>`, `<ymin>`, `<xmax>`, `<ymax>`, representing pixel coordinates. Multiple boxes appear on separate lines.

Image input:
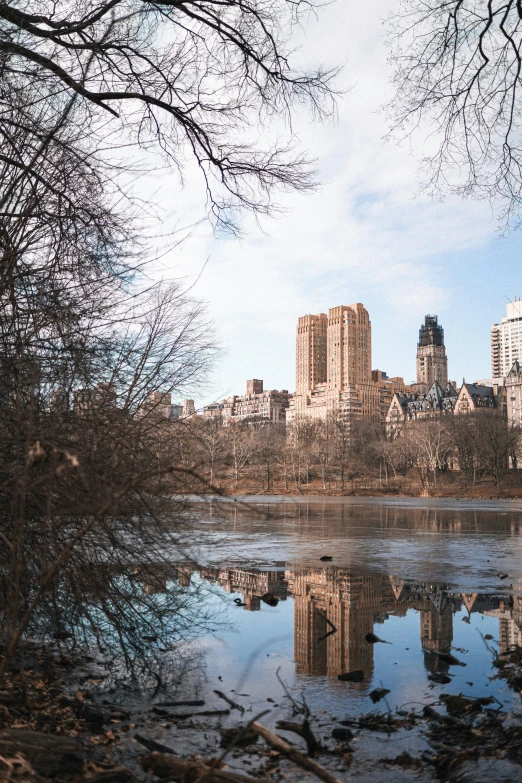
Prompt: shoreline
<box><xmin>196</xmin><ymin>491</ymin><xmax>522</xmax><ymax>509</ymax></box>
<box><xmin>4</xmin><ymin>628</ymin><xmax>522</xmax><ymax>783</ymax></box>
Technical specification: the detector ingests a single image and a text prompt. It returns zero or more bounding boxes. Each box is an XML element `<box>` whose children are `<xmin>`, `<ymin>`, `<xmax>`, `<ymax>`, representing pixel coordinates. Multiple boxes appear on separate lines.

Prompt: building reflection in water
<box><xmin>196</xmin><ymin>566</ymin><xmax>522</xmax><ymax>682</ymax></box>
<box><xmin>142</xmin><ymin>562</ymin><xmax>522</xmax><ymax>684</ymax></box>
<box><xmin>289</xmin><ymin>569</ymin><xmax>394</xmax><ymax>682</ymax></box>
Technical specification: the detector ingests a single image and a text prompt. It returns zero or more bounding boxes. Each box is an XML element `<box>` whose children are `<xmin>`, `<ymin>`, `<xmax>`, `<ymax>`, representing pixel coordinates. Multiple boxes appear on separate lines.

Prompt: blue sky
<box><xmin>143</xmin><ymin>0</ymin><xmax>521</xmax><ymax>404</ymax></box>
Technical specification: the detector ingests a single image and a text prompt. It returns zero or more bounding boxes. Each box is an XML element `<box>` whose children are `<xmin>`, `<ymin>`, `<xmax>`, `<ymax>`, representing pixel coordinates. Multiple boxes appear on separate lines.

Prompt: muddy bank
<box><xmin>2</xmin><ymin>639</ymin><xmax>522</xmax><ymax>783</ymax></box>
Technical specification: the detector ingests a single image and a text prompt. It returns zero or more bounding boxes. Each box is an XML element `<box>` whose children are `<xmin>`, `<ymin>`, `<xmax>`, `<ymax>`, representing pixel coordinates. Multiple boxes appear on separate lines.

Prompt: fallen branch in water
<box><xmin>134</xmin><ymin>735</ymin><xmax>177</xmax><ymax>755</ymax></box>
<box><xmin>154</xmin><ymin>700</ymin><xmax>205</xmax><ymax>708</ymax></box>
<box><xmin>316</xmin><ymin>610</ymin><xmax>338</xmax><ymax>643</ymax></box>
<box><xmin>214</xmin><ymin>690</ymin><xmax>245</xmax><ymax>714</ymax></box>
<box><xmin>276</xmin><ymin>720</ymin><xmax>321</xmax><ymax>757</ymax></box>
<box><xmin>250</xmin><ymin>721</ymin><xmax>343</xmax><ymax>783</ymax></box>
<box><xmin>141</xmin><ymin>753</ymin><xmax>264</xmax><ymax>783</ymax></box>
<box><xmin>153</xmin><ymin>709</ymin><xmax>230</xmax><ymax>720</ymax></box>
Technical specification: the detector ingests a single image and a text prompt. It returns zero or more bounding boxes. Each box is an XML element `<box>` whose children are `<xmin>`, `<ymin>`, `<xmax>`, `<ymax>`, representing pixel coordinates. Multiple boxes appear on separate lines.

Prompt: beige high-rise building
<box><xmin>415</xmin><ymin>315</ymin><xmax>448</xmax><ymax>390</ymax></box>
<box><xmin>290</xmin><ymin>302</ymin><xmax>409</xmax><ymax>423</ymax></box>
<box><xmin>327</xmin><ymin>304</ymin><xmax>371</xmax><ymax>389</ymax></box>
<box><xmin>296</xmin><ymin>313</ymin><xmax>327</xmax><ymax>395</ymax></box>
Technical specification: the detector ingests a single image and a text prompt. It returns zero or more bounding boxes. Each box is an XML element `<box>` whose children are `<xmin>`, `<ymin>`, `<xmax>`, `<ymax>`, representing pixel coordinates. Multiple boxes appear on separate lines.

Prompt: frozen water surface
<box><xmin>132</xmin><ymin>497</ymin><xmax>522</xmax><ymax>782</ymax></box>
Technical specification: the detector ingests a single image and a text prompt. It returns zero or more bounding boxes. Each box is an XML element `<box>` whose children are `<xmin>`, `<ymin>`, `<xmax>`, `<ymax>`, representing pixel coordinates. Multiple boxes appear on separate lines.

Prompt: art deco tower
<box><xmin>416</xmin><ymin>315</ymin><xmax>448</xmax><ymax>388</ymax></box>
<box><xmin>327</xmin><ymin>304</ymin><xmax>371</xmax><ymax>389</ymax></box>
<box><xmin>295</xmin><ymin>313</ymin><xmax>328</xmax><ymax>395</ymax></box>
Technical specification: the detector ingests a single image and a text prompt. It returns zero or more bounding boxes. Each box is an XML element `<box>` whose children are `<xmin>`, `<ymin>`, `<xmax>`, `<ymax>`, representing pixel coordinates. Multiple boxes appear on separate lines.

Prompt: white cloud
<box><xmin>141</xmin><ymin>0</ymin><xmax>500</xmax><ymax>402</ymax></box>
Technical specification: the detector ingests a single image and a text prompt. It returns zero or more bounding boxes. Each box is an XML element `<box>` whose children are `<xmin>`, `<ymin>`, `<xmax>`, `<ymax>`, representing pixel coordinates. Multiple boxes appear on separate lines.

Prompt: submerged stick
<box><xmin>214</xmin><ymin>690</ymin><xmax>245</xmax><ymax>714</ymax></box>
<box><xmin>154</xmin><ymin>700</ymin><xmax>206</xmax><ymax>708</ymax></box>
<box><xmin>316</xmin><ymin>610</ymin><xmax>338</xmax><ymax>643</ymax></box>
<box><xmin>250</xmin><ymin>721</ymin><xmax>343</xmax><ymax>783</ymax></box>
<box><xmin>276</xmin><ymin>720</ymin><xmax>321</xmax><ymax>757</ymax></box>
<box><xmin>142</xmin><ymin>753</ymin><xmax>263</xmax><ymax>783</ymax></box>
<box><xmin>134</xmin><ymin>734</ymin><xmax>177</xmax><ymax>755</ymax></box>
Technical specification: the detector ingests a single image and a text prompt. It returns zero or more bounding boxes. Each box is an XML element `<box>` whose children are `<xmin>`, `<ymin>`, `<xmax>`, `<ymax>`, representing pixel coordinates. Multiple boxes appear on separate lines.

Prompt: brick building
<box><xmin>203</xmin><ymin>379</ymin><xmax>289</xmax><ymax>424</ymax></box>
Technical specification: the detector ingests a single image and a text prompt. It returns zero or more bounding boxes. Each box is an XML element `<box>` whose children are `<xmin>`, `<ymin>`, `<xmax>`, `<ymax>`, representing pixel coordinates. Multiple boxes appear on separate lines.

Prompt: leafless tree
<box><xmin>0</xmin><ymin>0</ymin><xmax>337</xmax><ymax>227</ymax></box>
<box><xmin>447</xmin><ymin>413</ymin><xmax>484</xmax><ymax>486</ymax></box>
<box><xmin>388</xmin><ymin>1</ymin><xmax>522</xmax><ymax>225</ymax></box>
<box><xmin>227</xmin><ymin>421</ymin><xmax>256</xmax><ymax>490</ymax></box>
<box><xmin>471</xmin><ymin>410</ymin><xmax>519</xmax><ymax>487</ymax></box>
<box><xmin>311</xmin><ymin>416</ymin><xmax>334</xmax><ymax>490</ymax></box>
<box><xmin>291</xmin><ymin>416</ymin><xmax>318</xmax><ymax>487</ymax></box>
<box><xmin>194</xmin><ymin>416</ymin><xmax>227</xmax><ymax>487</ymax></box>
<box><xmin>332</xmin><ymin>416</ymin><xmax>353</xmax><ymax>492</ymax></box>
<box><xmin>0</xmin><ymin>124</ymin><xmax>218</xmax><ymax>671</ymax></box>
<box><xmin>400</xmin><ymin>420</ymin><xmax>451</xmax><ymax>491</ymax></box>
<box><xmin>255</xmin><ymin>421</ymin><xmax>285</xmax><ymax>491</ymax></box>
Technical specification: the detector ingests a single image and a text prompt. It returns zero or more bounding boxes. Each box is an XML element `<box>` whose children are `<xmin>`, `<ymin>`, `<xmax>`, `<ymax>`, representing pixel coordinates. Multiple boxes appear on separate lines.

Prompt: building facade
<box><xmin>386</xmin><ymin>381</ymin><xmax>458</xmax><ymax>432</ymax></box>
<box><xmin>326</xmin><ymin>303</ymin><xmax>372</xmax><ymax>389</ymax></box>
<box><xmin>491</xmin><ymin>299</ymin><xmax>522</xmax><ymax>378</ymax></box>
<box><xmin>504</xmin><ymin>361</ymin><xmax>522</xmax><ymax>427</ymax></box>
<box><xmin>182</xmin><ymin>399</ymin><xmax>196</xmax><ymax>418</ymax></box>
<box><xmin>291</xmin><ymin>303</ymin><xmax>414</xmax><ymax>424</ymax></box>
<box><xmin>296</xmin><ymin>313</ymin><xmax>327</xmax><ymax>395</ymax></box>
<box><xmin>203</xmin><ymin>380</ymin><xmax>289</xmax><ymax>424</ymax></box>
<box><xmin>386</xmin><ymin>380</ymin><xmax>507</xmax><ymax>433</ymax></box>
<box><xmin>415</xmin><ymin>315</ymin><xmax>448</xmax><ymax>391</ymax></box>
<box><xmin>453</xmin><ymin>382</ymin><xmax>506</xmax><ymax>416</ymax></box>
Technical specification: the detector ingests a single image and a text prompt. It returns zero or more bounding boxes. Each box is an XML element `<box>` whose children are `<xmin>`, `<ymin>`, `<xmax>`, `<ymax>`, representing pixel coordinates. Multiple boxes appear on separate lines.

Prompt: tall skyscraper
<box><xmin>491</xmin><ymin>299</ymin><xmax>522</xmax><ymax>378</ymax></box>
<box><xmin>295</xmin><ymin>313</ymin><xmax>327</xmax><ymax>394</ymax></box>
<box><xmin>326</xmin><ymin>304</ymin><xmax>372</xmax><ymax>389</ymax></box>
<box><xmin>291</xmin><ymin>302</ymin><xmax>412</xmax><ymax>423</ymax></box>
<box><xmin>416</xmin><ymin>315</ymin><xmax>448</xmax><ymax>388</ymax></box>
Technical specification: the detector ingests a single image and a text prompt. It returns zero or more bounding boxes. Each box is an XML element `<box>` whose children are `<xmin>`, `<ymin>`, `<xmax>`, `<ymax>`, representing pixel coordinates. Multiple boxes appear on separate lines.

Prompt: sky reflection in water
<box><xmin>176</xmin><ymin>498</ymin><xmax>522</xmax><ymax>717</ymax></box>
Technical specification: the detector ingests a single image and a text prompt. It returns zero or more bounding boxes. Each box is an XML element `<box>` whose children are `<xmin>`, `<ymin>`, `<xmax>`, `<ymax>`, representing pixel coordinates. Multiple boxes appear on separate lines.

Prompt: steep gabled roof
<box><xmin>463</xmin><ymin>383</ymin><xmax>495</xmax><ymax>398</ymax></box>
<box><xmin>425</xmin><ymin>380</ymin><xmax>444</xmax><ymax>403</ymax></box>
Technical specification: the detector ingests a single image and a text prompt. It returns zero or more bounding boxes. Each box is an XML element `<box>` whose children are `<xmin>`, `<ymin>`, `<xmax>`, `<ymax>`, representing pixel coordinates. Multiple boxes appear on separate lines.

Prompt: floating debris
<box><xmin>369</xmin><ymin>687</ymin><xmax>390</xmax><ymax>704</ymax></box>
<box><xmin>337</xmin><ymin>670</ymin><xmax>364</xmax><ymax>682</ymax></box>
<box><xmin>365</xmin><ymin>633</ymin><xmax>391</xmax><ymax>644</ymax></box>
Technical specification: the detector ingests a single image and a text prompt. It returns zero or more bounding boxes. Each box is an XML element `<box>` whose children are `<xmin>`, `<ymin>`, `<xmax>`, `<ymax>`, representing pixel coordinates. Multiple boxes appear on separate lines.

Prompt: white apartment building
<box><xmin>491</xmin><ymin>299</ymin><xmax>522</xmax><ymax>378</ymax></box>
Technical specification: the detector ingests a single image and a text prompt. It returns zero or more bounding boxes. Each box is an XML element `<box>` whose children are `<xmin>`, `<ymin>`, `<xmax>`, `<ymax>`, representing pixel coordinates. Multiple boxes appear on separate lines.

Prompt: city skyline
<box><xmin>193</xmin><ymin>299</ymin><xmax>519</xmax><ymax>417</ymax></box>
<box><xmin>143</xmin><ymin>0</ymin><xmax>522</xmax><ymax>408</ymax></box>
<box><xmin>188</xmin><ymin>291</ymin><xmax>521</xmax><ymax>408</ymax></box>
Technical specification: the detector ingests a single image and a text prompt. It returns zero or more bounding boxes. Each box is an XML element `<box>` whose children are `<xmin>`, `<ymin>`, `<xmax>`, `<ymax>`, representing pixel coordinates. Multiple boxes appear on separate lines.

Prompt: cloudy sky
<box><xmin>147</xmin><ymin>0</ymin><xmax>521</xmax><ymax>405</ymax></box>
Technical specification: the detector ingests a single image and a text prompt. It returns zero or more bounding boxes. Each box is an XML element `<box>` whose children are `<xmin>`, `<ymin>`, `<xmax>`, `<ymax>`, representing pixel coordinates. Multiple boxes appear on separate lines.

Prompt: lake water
<box><xmin>122</xmin><ymin>497</ymin><xmax>522</xmax><ymax>781</ymax></box>
<box><xmin>181</xmin><ymin>497</ymin><xmax>522</xmax><ymax>714</ymax></box>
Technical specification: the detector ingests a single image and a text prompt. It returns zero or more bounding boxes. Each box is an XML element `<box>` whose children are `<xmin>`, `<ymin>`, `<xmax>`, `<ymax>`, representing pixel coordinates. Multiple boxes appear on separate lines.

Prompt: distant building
<box><xmin>453</xmin><ymin>382</ymin><xmax>506</xmax><ymax>415</ymax></box>
<box><xmin>296</xmin><ymin>313</ymin><xmax>327</xmax><ymax>396</ymax></box>
<box><xmin>385</xmin><ymin>380</ymin><xmax>458</xmax><ymax>431</ymax></box>
<box><xmin>491</xmin><ymin>299</ymin><xmax>522</xmax><ymax>378</ymax></box>
<box><xmin>170</xmin><ymin>404</ymin><xmax>182</xmax><ymax>420</ymax></box>
<box><xmin>385</xmin><ymin>379</ymin><xmax>507</xmax><ymax>433</ymax></box>
<box><xmin>327</xmin><ymin>303</ymin><xmax>372</xmax><ymax>388</ymax></box>
<box><xmin>182</xmin><ymin>399</ymin><xmax>196</xmax><ymax>418</ymax></box>
<box><xmin>246</xmin><ymin>379</ymin><xmax>263</xmax><ymax>395</ymax></box>
<box><xmin>505</xmin><ymin>361</ymin><xmax>522</xmax><ymax>427</ymax></box>
<box><xmin>144</xmin><ymin>391</ymin><xmax>172</xmax><ymax>418</ymax></box>
<box><xmin>73</xmin><ymin>382</ymin><xmax>117</xmax><ymax>415</ymax></box>
<box><xmin>476</xmin><ymin>377</ymin><xmax>505</xmax><ymax>388</ymax></box>
<box><xmin>291</xmin><ymin>303</ymin><xmax>414</xmax><ymax>423</ymax></box>
<box><xmin>203</xmin><ymin>380</ymin><xmax>289</xmax><ymax>424</ymax></box>
<box><xmin>415</xmin><ymin>315</ymin><xmax>448</xmax><ymax>392</ymax></box>
<box><xmin>138</xmin><ymin>392</ymin><xmax>183</xmax><ymax>420</ymax></box>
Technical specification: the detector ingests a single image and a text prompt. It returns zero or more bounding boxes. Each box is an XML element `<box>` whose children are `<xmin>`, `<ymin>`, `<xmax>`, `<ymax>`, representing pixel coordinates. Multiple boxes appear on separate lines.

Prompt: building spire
<box><xmin>416</xmin><ymin>315</ymin><xmax>448</xmax><ymax>389</ymax></box>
